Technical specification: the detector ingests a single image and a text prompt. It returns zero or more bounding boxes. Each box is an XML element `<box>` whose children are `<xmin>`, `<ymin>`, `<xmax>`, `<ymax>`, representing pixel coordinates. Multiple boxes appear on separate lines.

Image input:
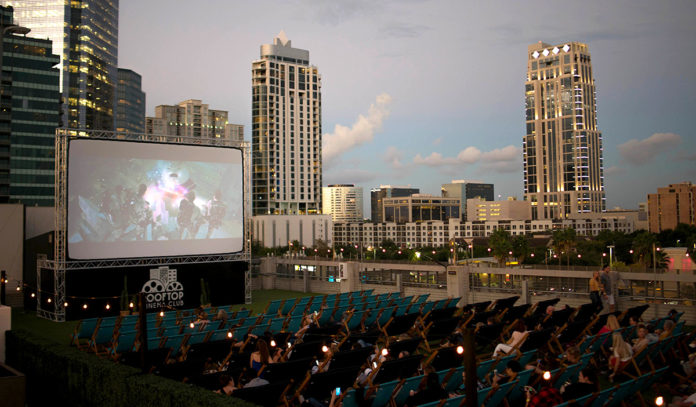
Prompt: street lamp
<box><xmin>607</xmin><ymin>245</ymin><xmax>615</xmax><ymax>269</ymax></box>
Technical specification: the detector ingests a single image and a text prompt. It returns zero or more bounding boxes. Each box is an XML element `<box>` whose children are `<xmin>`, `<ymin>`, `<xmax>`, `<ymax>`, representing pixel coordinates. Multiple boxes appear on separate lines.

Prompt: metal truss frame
<box><xmin>37</xmin><ymin>129</ymin><xmax>252</xmax><ymax>321</ymax></box>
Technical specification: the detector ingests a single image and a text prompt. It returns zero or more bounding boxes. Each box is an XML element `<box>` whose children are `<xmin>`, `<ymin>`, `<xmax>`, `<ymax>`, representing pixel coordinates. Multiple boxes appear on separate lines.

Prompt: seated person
<box><xmin>560</xmin><ymin>367</ymin><xmax>598</xmax><ymax>401</ymax></box>
<box><xmin>632</xmin><ymin>324</ymin><xmax>651</xmax><ymax>354</ymax></box>
<box><xmin>405</xmin><ymin>372</ymin><xmax>448</xmax><ymax>407</ymax></box>
<box><xmin>493</xmin><ymin>320</ymin><xmax>527</xmax><ymax>357</ymax></box>
<box><xmin>491</xmin><ymin>360</ymin><xmax>522</xmax><ymax>386</ymax></box>
<box><xmin>659</xmin><ymin>320</ymin><xmax>676</xmax><ymax>340</ymax></box>
<box><xmin>608</xmin><ymin>332</ymin><xmax>633</xmax><ymax>382</ymax></box>
<box><xmin>597</xmin><ymin>314</ymin><xmax>620</xmax><ymax>335</ymax></box>
<box><xmin>214</xmin><ymin>374</ymin><xmax>236</xmax><ymax>395</ymax></box>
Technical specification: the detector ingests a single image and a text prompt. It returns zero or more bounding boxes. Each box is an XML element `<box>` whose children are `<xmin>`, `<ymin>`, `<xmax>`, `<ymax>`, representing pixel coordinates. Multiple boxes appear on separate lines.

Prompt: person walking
<box><xmin>589</xmin><ymin>270</ymin><xmax>603</xmax><ymax>313</ymax></box>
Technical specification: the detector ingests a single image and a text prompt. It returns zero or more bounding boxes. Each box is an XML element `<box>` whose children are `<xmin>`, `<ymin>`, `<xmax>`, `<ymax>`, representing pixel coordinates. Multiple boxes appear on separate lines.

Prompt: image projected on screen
<box><xmin>68</xmin><ymin>139</ymin><xmax>243</xmax><ymax>259</ymax></box>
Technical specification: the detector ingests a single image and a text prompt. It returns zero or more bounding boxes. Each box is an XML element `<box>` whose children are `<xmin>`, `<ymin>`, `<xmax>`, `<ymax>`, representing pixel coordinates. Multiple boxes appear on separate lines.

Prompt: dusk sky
<box><xmin>120</xmin><ymin>0</ymin><xmax>696</xmax><ymax>213</ymax></box>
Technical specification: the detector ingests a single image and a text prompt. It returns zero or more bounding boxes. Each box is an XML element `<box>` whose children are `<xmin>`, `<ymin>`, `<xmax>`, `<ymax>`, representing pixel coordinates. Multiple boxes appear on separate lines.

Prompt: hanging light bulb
<box><xmin>63</xmin><ymin>302</ymin><xmax>69</xmax><ymax>307</ymax></box>
<box><xmin>31</xmin><ymin>293</ymin><xmax>36</xmax><ymax>298</ymax></box>
<box><xmin>47</xmin><ymin>298</ymin><xmax>52</xmax><ymax>303</ymax></box>
<box><xmin>456</xmin><ymin>346</ymin><xmax>464</xmax><ymax>355</ymax></box>
<box><xmin>105</xmin><ymin>303</ymin><xmax>111</xmax><ymax>310</ymax></box>
<box><xmin>159</xmin><ymin>311</ymin><xmax>164</xmax><ymax>317</ymax></box>
<box><xmin>82</xmin><ymin>304</ymin><xmax>88</xmax><ymax>310</ymax></box>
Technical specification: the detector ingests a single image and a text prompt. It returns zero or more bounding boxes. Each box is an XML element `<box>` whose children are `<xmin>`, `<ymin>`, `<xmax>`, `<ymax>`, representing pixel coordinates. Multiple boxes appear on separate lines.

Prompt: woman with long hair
<box><xmin>250</xmin><ymin>338</ymin><xmax>276</xmax><ymax>376</ymax></box>
<box><xmin>608</xmin><ymin>332</ymin><xmax>632</xmax><ymax>382</ymax></box>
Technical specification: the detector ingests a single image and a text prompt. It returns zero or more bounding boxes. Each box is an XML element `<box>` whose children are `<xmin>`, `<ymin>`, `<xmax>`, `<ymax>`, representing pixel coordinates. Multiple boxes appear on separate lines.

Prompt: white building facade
<box><xmin>253</xmin><ymin>215</ymin><xmax>332</xmax><ymax>248</ymax></box>
<box><xmin>322</xmin><ymin>184</ymin><xmax>363</xmax><ymax>222</ymax></box>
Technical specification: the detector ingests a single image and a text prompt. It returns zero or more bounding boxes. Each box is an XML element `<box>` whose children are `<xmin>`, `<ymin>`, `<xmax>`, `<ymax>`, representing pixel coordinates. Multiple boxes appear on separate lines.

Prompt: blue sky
<box><xmin>120</xmin><ymin>0</ymin><xmax>696</xmax><ymax>212</ymax></box>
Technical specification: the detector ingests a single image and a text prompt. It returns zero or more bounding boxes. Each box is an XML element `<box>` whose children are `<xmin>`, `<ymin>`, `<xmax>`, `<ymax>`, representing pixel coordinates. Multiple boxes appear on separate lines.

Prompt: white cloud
<box><xmin>413</xmin><ymin>152</ymin><xmax>459</xmax><ymax>167</ymax></box>
<box><xmin>457</xmin><ymin>146</ymin><xmax>482</xmax><ymax>163</ymax></box>
<box><xmin>618</xmin><ymin>133</ymin><xmax>682</xmax><ymax>165</ymax></box>
<box><xmin>323</xmin><ymin>93</ymin><xmax>392</xmax><ymax>163</ymax></box>
<box><xmin>604</xmin><ymin>166</ymin><xmax>626</xmax><ymax>176</ymax></box>
<box><xmin>412</xmin><ymin>144</ymin><xmax>520</xmax><ymax>173</ymax></box>
<box><xmin>383</xmin><ymin>146</ymin><xmax>404</xmax><ymax>169</ymax></box>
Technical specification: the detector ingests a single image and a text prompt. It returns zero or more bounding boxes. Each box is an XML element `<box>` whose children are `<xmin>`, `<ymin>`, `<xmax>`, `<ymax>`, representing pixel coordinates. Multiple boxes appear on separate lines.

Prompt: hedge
<box><xmin>5</xmin><ymin>329</ymin><xmax>257</xmax><ymax>407</ymax></box>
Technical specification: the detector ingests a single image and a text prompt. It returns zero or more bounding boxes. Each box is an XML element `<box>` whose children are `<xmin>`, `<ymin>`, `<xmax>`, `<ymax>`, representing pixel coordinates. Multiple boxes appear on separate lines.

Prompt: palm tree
<box><xmin>632</xmin><ymin>231</ymin><xmax>656</xmax><ymax>268</ymax></box>
<box><xmin>552</xmin><ymin>228</ymin><xmax>577</xmax><ymax>266</ymax></box>
<box><xmin>512</xmin><ymin>235</ymin><xmax>530</xmax><ymax>264</ymax></box>
<box><xmin>489</xmin><ymin>229</ymin><xmax>513</xmax><ymax>266</ymax></box>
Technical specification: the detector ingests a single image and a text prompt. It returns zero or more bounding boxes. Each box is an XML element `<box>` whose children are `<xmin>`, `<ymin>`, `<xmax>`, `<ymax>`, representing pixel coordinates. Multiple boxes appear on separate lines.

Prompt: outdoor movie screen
<box><xmin>67</xmin><ymin>139</ymin><xmax>244</xmax><ymax>259</ymax></box>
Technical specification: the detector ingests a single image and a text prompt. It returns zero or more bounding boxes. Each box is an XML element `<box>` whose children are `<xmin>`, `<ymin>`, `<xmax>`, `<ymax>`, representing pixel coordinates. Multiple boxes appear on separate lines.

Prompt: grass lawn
<box><xmin>10</xmin><ymin>289</ymin><xmax>311</xmax><ymax>346</ymax></box>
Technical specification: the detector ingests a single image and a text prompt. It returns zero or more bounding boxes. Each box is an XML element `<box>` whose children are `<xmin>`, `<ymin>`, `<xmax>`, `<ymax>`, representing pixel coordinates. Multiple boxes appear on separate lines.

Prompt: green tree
<box><xmin>552</xmin><ymin>228</ymin><xmax>577</xmax><ymax>266</ymax></box>
<box><xmin>632</xmin><ymin>230</ymin><xmax>657</xmax><ymax>267</ymax></box>
<box><xmin>489</xmin><ymin>229</ymin><xmax>513</xmax><ymax>266</ymax></box>
<box><xmin>512</xmin><ymin>235</ymin><xmax>530</xmax><ymax>264</ymax></box>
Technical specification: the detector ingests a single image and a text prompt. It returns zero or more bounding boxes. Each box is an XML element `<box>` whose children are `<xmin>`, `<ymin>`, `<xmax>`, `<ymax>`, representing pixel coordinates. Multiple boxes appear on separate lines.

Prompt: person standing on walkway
<box><xmin>590</xmin><ymin>270</ymin><xmax>603</xmax><ymax>313</ymax></box>
<box><xmin>601</xmin><ymin>266</ymin><xmax>616</xmax><ymax>313</ymax></box>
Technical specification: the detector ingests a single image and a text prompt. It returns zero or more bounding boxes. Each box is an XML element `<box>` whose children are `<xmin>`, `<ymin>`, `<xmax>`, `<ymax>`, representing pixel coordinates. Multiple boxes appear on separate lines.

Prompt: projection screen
<box><xmin>67</xmin><ymin>138</ymin><xmax>244</xmax><ymax>259</ymax></box>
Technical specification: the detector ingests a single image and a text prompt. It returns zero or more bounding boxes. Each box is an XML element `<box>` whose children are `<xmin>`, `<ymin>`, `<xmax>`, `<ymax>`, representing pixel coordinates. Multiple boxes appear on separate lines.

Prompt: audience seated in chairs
<box><xmin>404</xmin><ymin>372</ymin><xmax>448</xmax><ymax>407</ymax></box>
<box><xmin>560</xmin><ymin>367</ymin><xmax>598</xmax><ymax>401</ymax></box>
<box><xmin>493</xmin><ymin>320</ymin><xmax>527</xmax><ymax>357</ymax></box>
<box><xmin>608</xmin><ymin>332</ymin><xmax>632</xmax><ymax>383</ymax></box>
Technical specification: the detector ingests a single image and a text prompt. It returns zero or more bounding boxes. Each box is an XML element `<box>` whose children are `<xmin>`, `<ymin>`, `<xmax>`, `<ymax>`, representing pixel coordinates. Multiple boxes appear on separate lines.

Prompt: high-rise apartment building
<box><xmin>441</xmin><ymin>180</ymin><xmax>494</xmax><ymax>220</ymax></box>
<box><xmin>0</xmin><ymin>6</ymin><xmax>60</xmax><ymax>206</ymax></box>
<box><xmin>251</xmin><ymin>32</ymin><xmax>322</xmax><ymax>216</ymax></box>
<box><xmin>145</xmin><ymin>99</ymin><xmax>242</xmax><ymax>143</ymax></box>
<box><xmin>322</xmin><ymin>184</ymin><xmax>363</xmax><ymax>222</ymax></box>
<box><xmin>370</xmin><ymin>185</ymin><xmax>419</xmax><ymax>222</ymax></box>
<box><xmin>648</xmin><ymin>182</ymin><xmax>696</xmax><ymax>233</ymax></box>
<box><xmin>4</xmin><ymin>0</ymin><xmax>118</xmax><ymax>130</ymax></box>
<box><xmin>524</xmin><ymin>41</ymin><xmax>605</xmax><ymax>219</ymax></box>
<box><xmin>115</xmin><ymin>68</ymin><xmax>145</xmax><ymax>134</ymax></box>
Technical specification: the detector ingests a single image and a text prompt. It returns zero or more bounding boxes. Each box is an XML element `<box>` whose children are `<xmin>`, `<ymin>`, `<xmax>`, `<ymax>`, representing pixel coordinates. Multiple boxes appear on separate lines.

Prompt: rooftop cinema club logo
<box><xmin>141</xmin><ymin>266</ymin><xmax>184</xmax><ymax>309</ymax></box>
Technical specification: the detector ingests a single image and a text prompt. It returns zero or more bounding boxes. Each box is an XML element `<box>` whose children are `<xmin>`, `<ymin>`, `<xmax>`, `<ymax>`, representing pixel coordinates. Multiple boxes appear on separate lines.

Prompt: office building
<box><xmin>383</xmin><ymin>194</ymin><xmax>460</xmax><ymax>223</ymax></box>
<box><xmin>524</xmin><ymin>41</ymin><xmax>605</xmax><ymax>219</ymax></box>
<box><xmin>146</xmin><ymin>99</ymin><xmax>241</xmax><ymax>143</ymax></box>
<box><xmin>467</xmin><ymin>197</ymin><xmax>531</xmax><ymax>221</ymax></box>
<box><xmin>648</xmin><ymin>182</ymin><xmax>696</xmax><ymax>233</ymax></box>
<box><xmin>5</xmin><ymin>0</ymin><xmax>118</xmax><ymax>130</ymax></box>
<box><xmin>115</xmin><ymin>68</ymin><xmax>145</xmax><ymax>134</ymax></box>
<box><xmin>322</xmin><ymin>184</ymin><xmax>363</xmax><ymax>222</ymax></box>
<box><xmin>370</xmin><ymin>185</ymin><xmax>419</xmax><ymax>222</ymax></box>
<box><xmin>252</xmin><ymin>32</ymin><xmax>322</xmax><ymax>216</ymax></box>
<box><xmin>441</xmin><ymin>180</ymin><xmax>494</xmax><ymax>220</ymax></box>
<box><xmin>0</xmin><ymin>6</ymin><xmax>60</xmax><ymax>206</ymax></box>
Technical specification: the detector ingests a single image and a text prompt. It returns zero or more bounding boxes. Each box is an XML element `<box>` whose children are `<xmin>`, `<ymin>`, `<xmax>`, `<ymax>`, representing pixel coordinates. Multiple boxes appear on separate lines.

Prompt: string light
<box><xmin>129</xmin><ymin>302</ymin><xmax>134</xmax><ymax>308</ymax></box>
<box><xmin>31</xmin><ymin>293</ymin><xmax>35</xmax><ymax>298</ymax></box>
<box><xmin>105</xmin><ymin>304</ymin><xmax>111</xmax><ymax>310</ymax></box>
<box><xmin>321</xmin><ymin>345</ymin><xmax>329</xmax><ymax>353</ymax></box>
<box><xmin>456</xmin><ymin>346</ymin><xmax>464</xmax><ymax>355</ymax></box>
<box><xmin>543</xmin><ymin>371</ymin><xmax>551</xmax><ymax>380</ymax></box>
<box><xmin>270</xmin><ymin>340</ymin><xmax>276</xmax><ymax>347</ymax></box>
<box><xmin>227</xmin><ymin>332</ymin><xmax>232</xmax><ymax>338</ymax></box>
<box><xmin>64</xmin><ymin>302</ymin><xmax>69</xmax><ymax>307</ymax></box>
<box><xmin>381</xmin><ymin>348</ymin><xmax>388</xmax><ymax>356</ymax></box>
<box><xmin>47</xmin><ymin>298</ymin><xmax>52</xmax><ymax>303</ymax></box>
<box><xmin>655</xmin><ymin>396</ymin><xmax>664</xmax><ymax>406</ymax></box>
<box><xmin>82</xmin><ymin>304</ymin><xmax>88</xmax><ymax>310</ymax></box>
<box><xmin>159</xmin><ymin>311</ymin><xmax>164</xmax><ymax>317</ymax></box>
<box><xmin>189</xmin><ymin>322</ymin><xmax>195</xmax><ymax>329</ymax></box>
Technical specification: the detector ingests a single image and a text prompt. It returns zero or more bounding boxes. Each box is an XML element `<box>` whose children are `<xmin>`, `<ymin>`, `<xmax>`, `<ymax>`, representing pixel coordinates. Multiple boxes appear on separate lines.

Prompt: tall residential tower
<box><xmin>252</xmin><ymin>32</ymin><xmax>322</xmax><ymax>215</ymax></box>
<box><xmin>4</xmin><ymin>0</ymin><xmax>118</xmax><ymax>130</ymax></box>
<box><xmin>524</xmin><ymin>41</ymin><xmax>605</xmax><ymax>219</ymax></box>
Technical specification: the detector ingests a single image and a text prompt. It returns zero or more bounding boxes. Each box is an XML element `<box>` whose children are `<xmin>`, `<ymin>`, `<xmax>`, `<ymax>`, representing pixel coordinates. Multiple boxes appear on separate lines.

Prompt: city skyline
<box><xmin>119</xmin><ymin>1</ymin><xmax>696</xmax><ymax>214</ymax></box>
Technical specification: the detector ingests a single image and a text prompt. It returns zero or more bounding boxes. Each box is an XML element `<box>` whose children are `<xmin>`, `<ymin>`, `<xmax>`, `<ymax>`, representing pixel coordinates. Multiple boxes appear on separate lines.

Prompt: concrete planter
<box><xmin>0</xmin><ymin>363</ymin><xmax>25</xmax><ymax>407</ymax></box>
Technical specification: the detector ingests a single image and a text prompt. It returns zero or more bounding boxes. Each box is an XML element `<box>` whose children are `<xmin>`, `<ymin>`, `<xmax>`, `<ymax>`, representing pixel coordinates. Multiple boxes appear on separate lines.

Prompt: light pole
<box><xmin>607</xmin><ymin>245</ymin><xmax>615</xmax><ymax>269</ymax></box>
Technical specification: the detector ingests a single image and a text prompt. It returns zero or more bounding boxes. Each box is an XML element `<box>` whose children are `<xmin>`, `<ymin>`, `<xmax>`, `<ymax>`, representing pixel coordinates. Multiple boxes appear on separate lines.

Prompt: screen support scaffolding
<box><xmin>38</xmin><ymin>129</ymin><xmax>252</xmax><ymax>322</ymax></box>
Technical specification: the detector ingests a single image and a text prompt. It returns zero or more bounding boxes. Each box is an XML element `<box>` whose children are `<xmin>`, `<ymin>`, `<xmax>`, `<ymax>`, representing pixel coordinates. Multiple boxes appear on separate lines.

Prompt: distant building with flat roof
<box><xmin>383</xmin><ymin>194</ymin><xmax>460</xmax><ymax>223</ymax></box>
<box><xmin>322</xmin><ymin>184</ymin><xmax>363</xmax><ymax>222</ymax></box>
<box><xmin>648</xmin><ymin>182</ymin><xmax>696</xmax><ymax>233</ymax></box>
<box><xmin>467</xmin><ymin>197</ymin><xmax>531</xmax><ymax>221</ymax></box>
<box><xmin>441</xmin><ymin>180</ymin><xmax>494</xmax><ymax>220</ymax></box>
<box><xmin>370</xmin><ymin>185</ymin><xmax>419</xmax><ymax>222</ymax></box>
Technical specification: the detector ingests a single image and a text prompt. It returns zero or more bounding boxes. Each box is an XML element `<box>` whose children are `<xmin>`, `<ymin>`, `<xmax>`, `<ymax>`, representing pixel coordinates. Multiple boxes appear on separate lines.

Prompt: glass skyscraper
<box><xmin>524</xmin><ymin>41</ymin><xmax>605</xmax><ymax>219</ymax></box>
<box><xmin>252</xmin><ymin>32</ymin><xmax>322</xmax><ymax>216</ymax></box>
<box><xmin>115</xmin><ymin>68</ymin><xmax>145</xmax><ymax>134</ymax></box>
<box><xmin>0</xmin><ymin>5</ymin><xmax>60</xmax><ymax>205</ymax></box>
<box><xmin>3</xmin><ymin>0</ymin><xmax>118</xmax><ymax>130</ymax></box>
